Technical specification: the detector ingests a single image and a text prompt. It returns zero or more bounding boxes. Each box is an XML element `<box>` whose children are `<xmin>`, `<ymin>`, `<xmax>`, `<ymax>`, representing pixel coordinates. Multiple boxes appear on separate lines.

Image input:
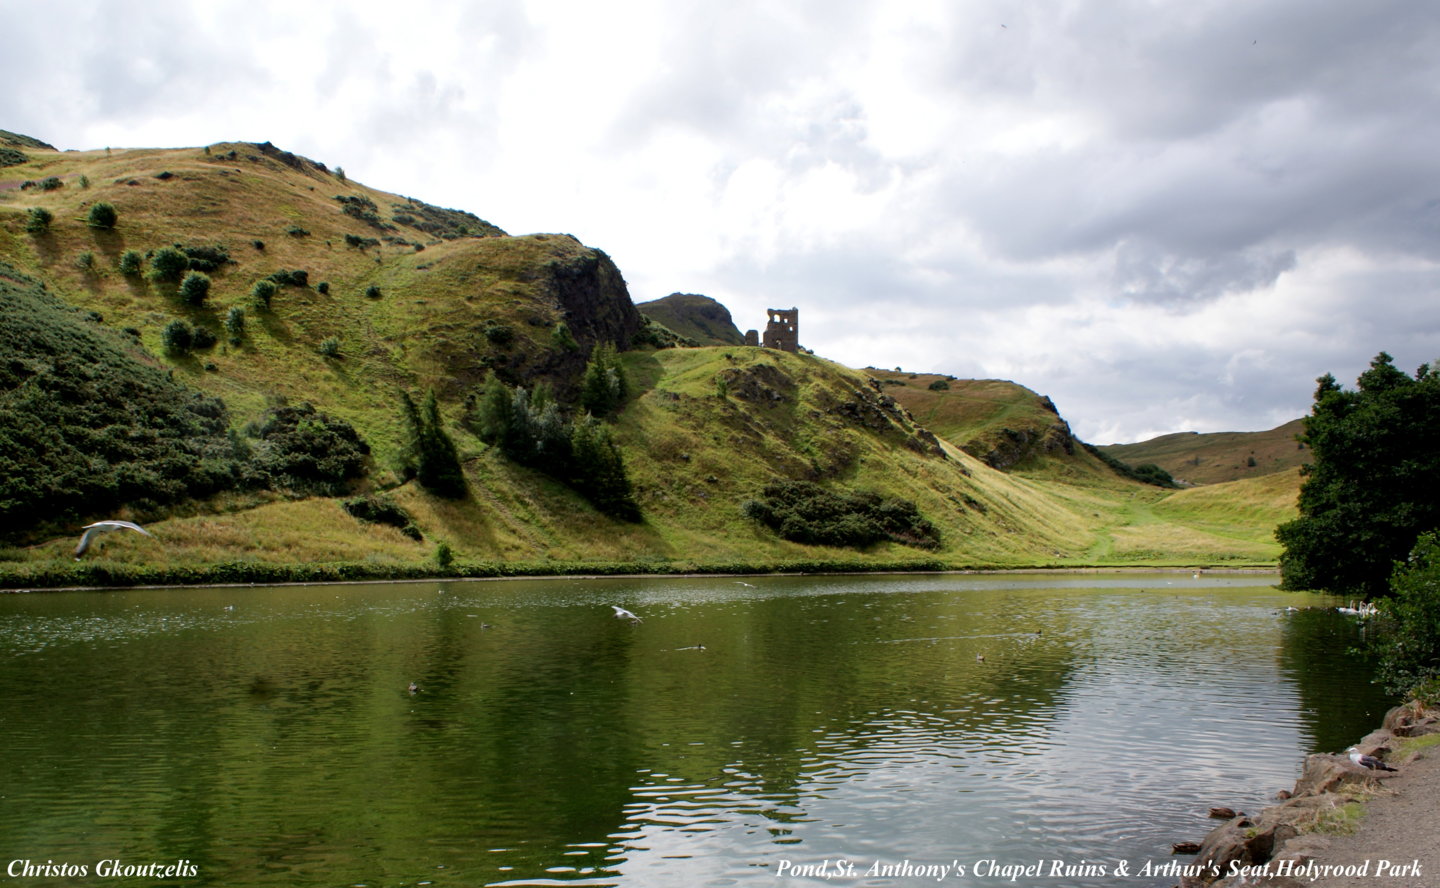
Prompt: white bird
<box><xmin>735</xmin><ymin>581</ymin><xmax>755</xmax><ymax>587</ymax></box>
<box><xmin>1347</xmin><ymin>746</ymin><xmax>1397</xmax><ymax>772</ymax></box>
<box><xmin>74</xmin><ymin>520</ymin><xmax>154</xmax><ymax>559</ymax></box>
<box><xmin>611</xmin><ymin>605</ymin><xmax>643</xmax><ymax>623</ymax></box>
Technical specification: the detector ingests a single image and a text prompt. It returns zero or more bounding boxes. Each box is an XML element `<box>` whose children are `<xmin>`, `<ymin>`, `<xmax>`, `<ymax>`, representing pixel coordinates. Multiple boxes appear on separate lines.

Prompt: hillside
<box><xmin>636</xmin><ymin>292</ymin><xmax>745</xmax><ymax>346</ymax></box>
<box><xmin>0</xmin><ymin>134</ymin><xmax>1291</xmax><ymax>585</ymax></box>
<box><xmin>1098</xmin><ymin>419</ymin><xmax>1308</xmax><ymax>485</ymax></box>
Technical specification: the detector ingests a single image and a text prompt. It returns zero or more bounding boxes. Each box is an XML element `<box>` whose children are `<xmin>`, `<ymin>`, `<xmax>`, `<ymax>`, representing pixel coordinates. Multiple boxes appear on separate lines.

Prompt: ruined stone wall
<box><xmin>761</xmin><ymin>308</ymin><xmax>799</xmax><ymax>353</ymax></box>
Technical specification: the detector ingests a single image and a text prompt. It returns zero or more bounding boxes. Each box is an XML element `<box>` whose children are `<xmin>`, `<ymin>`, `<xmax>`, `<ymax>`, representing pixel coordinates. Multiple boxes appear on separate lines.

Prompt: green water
<box><xmin>0</xmin><ymin>573</ymin><xmax>1390</xmax><ymax>886</ymax></box>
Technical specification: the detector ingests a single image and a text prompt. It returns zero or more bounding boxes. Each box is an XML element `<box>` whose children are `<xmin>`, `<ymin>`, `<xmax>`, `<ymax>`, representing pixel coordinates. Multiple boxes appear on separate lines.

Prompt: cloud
<box><xmin>3</xmin><ymin>0</ymin><xmax>1438</xmax><ymax>442</ymax></box>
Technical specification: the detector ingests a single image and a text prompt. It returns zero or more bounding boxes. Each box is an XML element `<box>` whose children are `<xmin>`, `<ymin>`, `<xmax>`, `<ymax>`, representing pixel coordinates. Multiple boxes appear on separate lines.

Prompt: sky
<box><xmin>4</xmin><ymin>0</ymin><xmax>1438</xmax><ymax>443</ymax></box>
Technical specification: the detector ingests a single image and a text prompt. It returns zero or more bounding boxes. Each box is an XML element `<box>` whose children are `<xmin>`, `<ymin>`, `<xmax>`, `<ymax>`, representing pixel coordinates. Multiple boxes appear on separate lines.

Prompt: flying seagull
<box><xmin>74</xmin><ymin>520</ymin><xmax>154</xmax><ymax>559</ymax></box>
<box><xmin>1348</xmin><ymin>746</ymin><xmax>1397</xmax><ymax>772</ymax></box>
<box><xmin>612</xmin><ymin>605</ymin><xmax>643</xmax><ymax>624</ymax></box>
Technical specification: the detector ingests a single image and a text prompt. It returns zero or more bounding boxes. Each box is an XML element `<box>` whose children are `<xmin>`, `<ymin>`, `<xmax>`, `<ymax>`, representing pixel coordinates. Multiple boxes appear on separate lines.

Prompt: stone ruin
<box><xmin>744</xmin><ymin>307</ymin><xmax>799</xmax><ymax>353</ymax></box>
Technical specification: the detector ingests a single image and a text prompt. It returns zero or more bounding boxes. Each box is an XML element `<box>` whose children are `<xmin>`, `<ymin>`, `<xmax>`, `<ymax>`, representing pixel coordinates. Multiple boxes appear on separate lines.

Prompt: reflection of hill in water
<box><xmin>0</xmin><ymin>575</ymin><xmax>1389</xmax><ymax>886</ymax></box>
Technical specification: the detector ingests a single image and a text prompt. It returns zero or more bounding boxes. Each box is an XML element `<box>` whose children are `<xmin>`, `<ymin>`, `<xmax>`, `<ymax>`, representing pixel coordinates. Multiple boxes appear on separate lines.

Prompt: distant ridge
<box><xmin>636</xmin><ymin>293</ymin><xmax>745</xmax><ymax>346</ymax></box>
<box><xmin>1097</xmin><ymin>419</ymin><xmax>1307</xmax><ymax>485</ymax></box>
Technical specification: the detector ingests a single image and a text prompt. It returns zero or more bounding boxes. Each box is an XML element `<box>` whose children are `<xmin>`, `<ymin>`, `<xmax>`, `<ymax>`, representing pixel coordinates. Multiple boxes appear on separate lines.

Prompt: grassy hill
<box><xmin>636</xmin><ymin>293</ymin><xmax>746</xmax><ymax>346</ymax></box>
<box><xmin>0</xmin><ymin>135</ymin><xmax>1292</xmax><ymax>586</ymax></box>
<box><xmin>1097</xmin><ymin>419</ymin><xmax>1308</xmax><ymax>485</ymax></box>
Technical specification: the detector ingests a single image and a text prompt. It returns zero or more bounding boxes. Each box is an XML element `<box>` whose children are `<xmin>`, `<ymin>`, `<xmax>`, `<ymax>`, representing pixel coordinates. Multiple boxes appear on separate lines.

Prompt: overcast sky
<box><xmin>5</xmin><ymin>0</ymin><xmax>1438</xmax><ymax>443</ymax></box>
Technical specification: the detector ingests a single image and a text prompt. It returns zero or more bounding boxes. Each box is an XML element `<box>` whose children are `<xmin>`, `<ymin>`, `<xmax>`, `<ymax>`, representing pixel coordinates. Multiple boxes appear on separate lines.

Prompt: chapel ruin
<box><xmin>744</xmin><ymin>307</ymin><xmax>799</xmax><ymax>353</ymax></box>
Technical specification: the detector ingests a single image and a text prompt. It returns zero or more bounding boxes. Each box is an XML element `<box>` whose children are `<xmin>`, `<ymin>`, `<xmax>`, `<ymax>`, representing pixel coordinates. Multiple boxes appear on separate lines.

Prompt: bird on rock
<box><xmin>1348</xmin><ymin>746</ymin><xmax>1397</xmax><ymax>771</ymax></box>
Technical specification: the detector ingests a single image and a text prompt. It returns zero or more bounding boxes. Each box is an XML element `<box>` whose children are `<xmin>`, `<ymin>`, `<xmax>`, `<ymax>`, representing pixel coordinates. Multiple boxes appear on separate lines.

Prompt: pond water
<box><xmin>0</xmin><ymin>573</ymin><xmax>1391</xmax><ymax>887</ymax></box>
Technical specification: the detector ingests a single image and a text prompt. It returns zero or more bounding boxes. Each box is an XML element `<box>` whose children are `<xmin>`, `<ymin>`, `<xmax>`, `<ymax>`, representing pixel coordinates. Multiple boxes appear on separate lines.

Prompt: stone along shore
<box><xmin>1179</xmin><ymin>701</ymin><xmax>1440</xmax><ymax>888</ymax></box>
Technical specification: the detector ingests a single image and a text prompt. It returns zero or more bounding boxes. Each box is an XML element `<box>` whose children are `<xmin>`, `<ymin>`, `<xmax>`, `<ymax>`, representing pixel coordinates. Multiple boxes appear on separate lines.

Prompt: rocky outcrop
<box><xmin>962</xmin><ymin>418</ymin><xmax>1076</xmax><ymax>470</ymax></box>
<box><xmin>1177</xmin><ymin>702</ymin><xmax>1439</xmax><ymax>888</ymax></box>
<box><xmin>536</xmin><ymin>243</ymin><xmax>643</xmax><ymax>353</ymax></box>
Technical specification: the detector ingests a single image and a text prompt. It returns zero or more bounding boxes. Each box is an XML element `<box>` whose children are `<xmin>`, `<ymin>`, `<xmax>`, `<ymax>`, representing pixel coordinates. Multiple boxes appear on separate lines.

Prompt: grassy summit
<box><xmin>0</xmin><ymin>134</ymin><xmax>1293</xmax><ymax>585</ymax></box>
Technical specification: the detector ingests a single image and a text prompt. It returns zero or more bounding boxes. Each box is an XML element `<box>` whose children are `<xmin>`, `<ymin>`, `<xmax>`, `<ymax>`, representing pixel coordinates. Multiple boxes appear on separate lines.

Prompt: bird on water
<box><xmin>74</xmin><ymin>520</ymin><xmax>154</xmax><ymax>559</ymax></box>
<box><xmin>612</xmin><ymin>605</ymin><xmax>643</xmax><ymax>624</ymax></box>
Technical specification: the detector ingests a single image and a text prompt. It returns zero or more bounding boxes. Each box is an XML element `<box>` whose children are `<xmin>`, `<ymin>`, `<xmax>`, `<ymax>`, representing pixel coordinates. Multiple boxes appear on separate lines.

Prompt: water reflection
<box><xmin>0</xmin><ymin>574</ymin><xmax>1390</xmax><ymax>887</ymax></box>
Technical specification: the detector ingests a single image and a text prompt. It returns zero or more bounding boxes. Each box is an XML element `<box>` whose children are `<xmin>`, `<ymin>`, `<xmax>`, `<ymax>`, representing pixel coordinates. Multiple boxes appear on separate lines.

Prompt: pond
<box><xmin>0</xmin><ymin>573</ymin><xmax>1391</xmax><ymax>887</ymax></box>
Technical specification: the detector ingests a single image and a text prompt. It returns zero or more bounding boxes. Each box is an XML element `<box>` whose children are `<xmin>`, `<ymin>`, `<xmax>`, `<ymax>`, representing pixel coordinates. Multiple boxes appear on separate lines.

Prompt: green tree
<box><xmin>161</xmin><ymin>318</ymin><xmax>194</xmax><ymax>354</ymax></box>
<box><xmin>178</xmin><ymin>271</ymin><xmax>211</xmax><ymax>306</ymax></box>
<box><xmin>148</xmin><ymin>247</ymin><xmax>190</xmax><ymax>283</ymax></box>
<box><xmin>224</xmin><ymin>306</ymin><xmax>245</xmax><ymax>343</ymax></box>
<box><xmin>1375</xmin><ymin>532</ymin><xmax>1440</xmax><ymax>696</ymax></box>
<box><xmin>118</xmin><ymin>250</ymin><xmax>143</xmax><ymax>275</ymax></box>
<box><xmin>401</xmin><ymin>390</ymin><xmax>466</xmax><ymax>498</ymax></box>
<box><xmin>569</xmin><ymin>414</ymin><xmax>641</xmax><ymax>521</ymax></box>
<box><xmin>24</xmin><ymin>207</ymin><xmax>52</xmax><ymax>234</ymax></box>
<box><xmin>86</xmin><ymin>201</ymin><xmax>118</xmax><ymax>229</ymax></box>
<box><xmin>251</xmin><ymin>279</ymin><xmax>278</xmax><ymax>309</ymax></box>
<box><xmin>579</xmin><ymin>342</ymin><xmax>628</xmax><ymax>418</ymax></box>
<box><xmin>1276</xmin><ymin>353</ymin><xmax>1440</xmax><ymax>598</ymax></box>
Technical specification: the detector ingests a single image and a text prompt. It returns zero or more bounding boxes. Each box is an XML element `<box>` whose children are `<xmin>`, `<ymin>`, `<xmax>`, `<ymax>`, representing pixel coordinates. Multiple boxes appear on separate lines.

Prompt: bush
<box><xmin>86</xmin><ymin>202</ymin><xmax>118</xmax><ymax>229</ymax></box>
<box><xmin>928</xmin><ymin>379</ymin><xmax>951</xmax><ymax>391</ymax></box>
<box><xmin>192</xmin><ymin>326</ymin><xmax>217</xmax><ymax>350</ymax></box>
<box><xmin>319</xmin><ymin>337</ymin><xmax>341</xmax><ymax>358</ymax></box>
<box><xmin>286</xmin><ymin>225</ymin><xmax>310</xmax><ymax>237</ymax></box>
<box><xmin>179</xmin><ymin>244</ymin><xmax>230</xmax><ymax>272</ymax></box>
<box><xmin>317</xmin><ymin>281</ymin><xmax>330</xmax><ymax>295</ymax></box>
<box><xmin>24</xmin><ymin>207</ymin><xmax>52</xmax><ymax>234</ymax></box>
<box><xmin>250</xmin><ymin>279</ymin><xmax>278</xmax><ymax>309</ymax></box>
<box><xmin>161</xmin><ymin>319</ymin><xmax>195</xmax><ymax>354</ymax></box>
<box><xmin>224</xmin><ymin>306</ymin><xmax>245</xmax><ymax>341</ymax></box>
<box><xmin>345</xmin><ymin>233</ymin><xmax>380</xmax><ymax>250</ymax></box>
<box><xmin>342</xmin><ymin>494</ymin><xmax>422</xmax><ymax>541</ymax></box>
<box><xmin>118</xmin><ymin>250</ymin><xmax>143</xmax><ymax>275</ymax></box>
<box><xmin>74</xmin><ymin>251</ymin><xmax>95</xmax><ymax>271</ymax></box>
<box><xmin>40</xmin><ymin>176</ymin><xmax>63</xmax><ymax>191</ymax></box>
<box><xmin>252</xmin><ymin>239</ymin><xmax>265</xmax><ymax>251</ymax></box>
<box><xmin>365</xmin><ymin>284</ymin><xmax>382</xmax><ymax>299</ymax></box>
<box><xmin>249</xmin><ymin>403</ymin><xmax>370</xmax><ymax>495</ymax></box>
<box><xmin>178</xmin><ymin>271</ymin><xmax>211</xmax><ymax>306</ymax></box>
<box><xmin>484</xmin><ymin>322</ymin><xmax>513</xmax><ymax>345</ymax></box>
<box><xmin>742</xmin><ymin>480</ymin><xmax>940</xmax><ymax>550</ymax></box>
<box><xmin>148</xmin><ymin>247</ymin><xmax>190</xmax><ymax>283</ymax></box>
<box><xmin>266</xmin><ymin>269</ymin><xmax>309</xmax><ymax>287</ymax></box>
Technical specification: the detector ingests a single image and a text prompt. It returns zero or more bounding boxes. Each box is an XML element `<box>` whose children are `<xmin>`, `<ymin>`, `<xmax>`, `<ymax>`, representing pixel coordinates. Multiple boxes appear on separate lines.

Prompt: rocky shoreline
<box><xmin>1178</xmin><ymin>701</ymin><xmax>1440</xmax><ymax>888</ymax></box>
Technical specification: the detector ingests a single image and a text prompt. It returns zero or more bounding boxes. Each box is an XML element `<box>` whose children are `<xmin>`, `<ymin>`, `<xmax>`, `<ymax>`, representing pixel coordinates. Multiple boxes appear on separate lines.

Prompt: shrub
<box><xmin>224</xmin><ymin>306</ymin><xmax>245</xmax><ymax>343</ymax></box>
<box><xmin>74</xmin><ymin>251</ymin><xmax>95</xmax><ymax>271</ymax></box>
<box><xmin>78</xmin><ymin>175</ymin><xmax>90</xmax><ymax>189</ymax></box>
<box><xmin>192</xmin><ymin>326</ymin><xmax>217</xmax><ymax>350</ymax></box>
<box><xmin>249</xmin><ymin>403</ymin><xmax>370</xmax><ymax>495</ymax></box>
<box><xmin>178</xmin><ymin>271</ymin><xmax>212</xmax><ymax>306</ymax></box>
<box><xmin>435</xmin><ymin>541</ymin><xmax>454</xmax><ymax>568</ymax></box>
<box><xmin>928</xmin><ymin>379</ymin><xmax>951</xmax><ymax>391</ymax></box>
<box><xmin>365</xmin><ymin>284</ymin><xmax>381</xmax><ymax>299</ymax></box>
<box><xmin>24</xmin><ymin>207</ymin><xmax>52</xmax><ymax>234</ymax></box>
<box><xmin>40</xmin><ymin>176</ymin><xmax>63</xmax><ymax>191</ymax></box>
<box><xmin>345</xmin><ymin>233</ymin><xmax>380</xmax><ymax>250</ymax></box>
<box><xmin>148</xmin><ymin>247</ymin><xmax>190</xmax><ymax>283</ymax></box>
<box><xmin>250</xmin><ymin>279</ymin><xmax>278</xmax><ymax>309</ymax></box>
<box><xmin>742</xmin><ymin>480</ymin><xmax>940</xmax><ymax>550</ymax></box>
<box><xmin>286</xmin><ymin>225</ymin><xmax>310</xmax><ymax>237</ymax></box>
<box><xmin>179</xmin><ymin>243</ymin><xmax>230</xmax><ymax>272</ymax></box>
<box><xmin>319</xmin><ymin>337</ymin><xmax>341</xmax><ymax>358</ymax></box>
<box><xmin>551</xmin><ymin>321</ymin><xmax>578</xmax><ymax>351</ymax></box>
<box><xmin>580</xmin><ymin>342</ymin><xmax>629</xmax><ymax>418</ymax></box>
<box><xmin>266</xmin><ymin>269</ymin><xmax>308</xmax><ymax>287</ymax></box>
<box><xmin>161</xmin><ymin>319</ymin><xmax>195</xmax><ymax>354</ymax></box>
<box><xmin>252</xmin><ymin>239</ymin><xmax>265</xmax><ymax>251</ymax></box>
<box><xmin>484</xmin><ymin>322</ymin><xmax>514</xmax><ymax>345</ymax></box>
<box><xmin>118</xmin><ymin>250</ymin><xmax>143</xmax><ymax>275</ymax></box>
<box><xmin>1375</xmin><ymin>533</ymin><xmax>1440</xmax><ymax>695</ymax></box>
<box><xmin>341</xmin><ymin>494</ymin><xmax>422</xmax><ymax>540</ymax></box>
<box><xmin>86</xmin><ymin>202</ymin><xmax>118</xmax><ymax>229</ymax></box>
<box><xmin>316</xmin><ymin>281</ymin><xmax>330</xmax><ymax>295</ymax></box>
